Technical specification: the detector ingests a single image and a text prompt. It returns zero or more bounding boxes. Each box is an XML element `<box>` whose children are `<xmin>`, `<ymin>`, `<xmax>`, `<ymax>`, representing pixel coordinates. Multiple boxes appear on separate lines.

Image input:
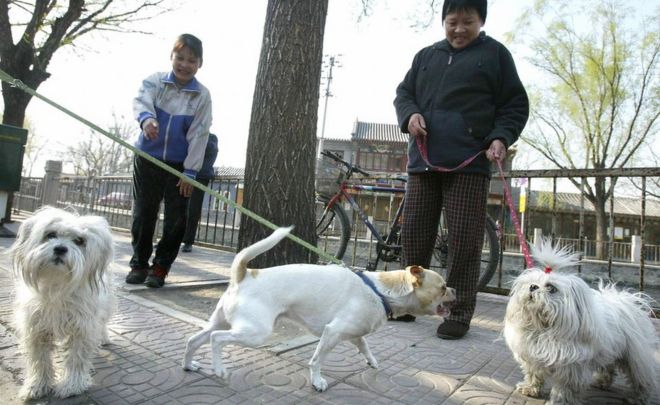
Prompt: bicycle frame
<box><xmin>326</xmin><ymin>180</ymin><xmax>405</xmax><ymax>246</ymax></box>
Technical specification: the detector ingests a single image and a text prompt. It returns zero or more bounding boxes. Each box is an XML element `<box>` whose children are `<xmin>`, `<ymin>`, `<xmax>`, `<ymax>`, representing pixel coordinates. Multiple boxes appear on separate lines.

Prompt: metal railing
<box><xmin>11</xmin><ymin>167</ymin><xmax>660</xmax><ymax>307</ymax></box>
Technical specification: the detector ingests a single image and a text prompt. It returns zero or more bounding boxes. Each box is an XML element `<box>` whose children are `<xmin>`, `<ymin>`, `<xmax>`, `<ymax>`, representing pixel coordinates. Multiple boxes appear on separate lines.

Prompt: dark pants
<box><xmin>129</xmin><ymin>155</ymin><xmax>188</xmax><ymax>270</ymax></box>
<box><xmin>401</xmin><ymin>172</ymin><xmax>489</xmax><ymax>325</ymax></box>
<box><xmin>182</xmin><ymin>177</ymin><xmax>210</xmax><ymax>245</ymax></box>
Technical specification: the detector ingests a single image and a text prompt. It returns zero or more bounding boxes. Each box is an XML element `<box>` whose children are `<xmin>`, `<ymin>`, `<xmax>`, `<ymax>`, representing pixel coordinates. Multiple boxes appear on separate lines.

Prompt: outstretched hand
<box><xmin>142</xmin><ymin>118</ymin><xmax>159</xmax><ymax>141</ymax></box>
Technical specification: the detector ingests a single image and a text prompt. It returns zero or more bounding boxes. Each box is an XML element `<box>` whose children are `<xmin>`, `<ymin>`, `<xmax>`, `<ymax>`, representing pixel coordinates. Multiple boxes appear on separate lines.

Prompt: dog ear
<box><xmin>407</xmin><ymin>265</ymin><xmax>425</xmax><ymax>288</ymax></box>
<box><xmin>9</xmin><ymin>211</ymin><xmax>44</xmax><ymax>278</ymax></box>
<box><xmin>79</xmin><ymin>215</ymin><xmax>114</xmax><ymax>290</ymax></box>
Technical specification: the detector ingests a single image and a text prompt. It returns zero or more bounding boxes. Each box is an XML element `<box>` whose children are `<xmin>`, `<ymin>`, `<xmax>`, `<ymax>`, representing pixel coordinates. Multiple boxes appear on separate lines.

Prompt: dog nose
<box><xmin>53</xmin><ymin>245</ymin><xmax>68</xmax><ymax>256</ymax></box>
<box><xmin>529</xmin><ymin>284</ymin><xmax>539</xmax><ymax>292</ymax></box>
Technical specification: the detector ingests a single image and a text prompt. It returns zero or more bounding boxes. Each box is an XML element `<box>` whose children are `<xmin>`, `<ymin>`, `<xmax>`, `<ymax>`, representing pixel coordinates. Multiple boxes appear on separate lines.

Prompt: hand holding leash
<box><xmin>407</xmin><ymin>113</ymin><xmax>427</xmax><ymax>137</ymax></box>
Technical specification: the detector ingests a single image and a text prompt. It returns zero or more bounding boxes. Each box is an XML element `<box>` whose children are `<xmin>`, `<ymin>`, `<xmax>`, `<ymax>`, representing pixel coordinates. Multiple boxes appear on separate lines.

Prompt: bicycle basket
<box><xmin>315</xmin><ymin>155</ymin><xmax>344</xmax><ymax>196</ymax></box>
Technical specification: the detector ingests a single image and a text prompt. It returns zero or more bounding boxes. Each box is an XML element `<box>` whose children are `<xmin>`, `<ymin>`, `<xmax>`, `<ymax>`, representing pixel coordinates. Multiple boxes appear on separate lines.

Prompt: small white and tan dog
<box><xmin>504</xmin><ymin>239</ymin><xmax>657</xmax><ymax>404</ymax></box>
<box><xmin>10</xmin><ymin>206</ymin><xmax>115</xmax><ymax>400</ymax></box>
<box><xmin>182</xmin><ymin>226</ymin><xmax>455</xmax><ymax>392</ymax></box>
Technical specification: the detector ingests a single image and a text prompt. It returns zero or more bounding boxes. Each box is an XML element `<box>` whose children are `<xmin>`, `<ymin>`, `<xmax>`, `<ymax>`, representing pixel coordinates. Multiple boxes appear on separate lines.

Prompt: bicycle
<box><xmin>315</xmin><ymin>150</ymin><xmax>500</xmax><ymax>290</ymax></box>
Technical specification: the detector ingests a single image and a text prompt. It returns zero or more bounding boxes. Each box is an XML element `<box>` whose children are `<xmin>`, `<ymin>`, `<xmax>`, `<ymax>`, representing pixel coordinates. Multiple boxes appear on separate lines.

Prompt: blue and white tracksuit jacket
<box><xmin>133</xmin><ymin>71</ymin><xmax>212</xmax><ymax>180</ymax></box>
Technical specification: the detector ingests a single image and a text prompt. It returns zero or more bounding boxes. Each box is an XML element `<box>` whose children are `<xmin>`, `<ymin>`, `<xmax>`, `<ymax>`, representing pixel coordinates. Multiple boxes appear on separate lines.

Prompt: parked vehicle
<box><xmin>97</xmin><ymin>192</ymin><xmax>132</xmax><ymax>209</ymax></box>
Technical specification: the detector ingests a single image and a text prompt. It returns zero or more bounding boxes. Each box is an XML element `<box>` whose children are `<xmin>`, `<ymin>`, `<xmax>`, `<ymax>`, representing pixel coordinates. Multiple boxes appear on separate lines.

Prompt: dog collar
<box><xmin>355</xmin><ymin>271</ymin><xmax>392</xmax><ymax>317</ymax></box>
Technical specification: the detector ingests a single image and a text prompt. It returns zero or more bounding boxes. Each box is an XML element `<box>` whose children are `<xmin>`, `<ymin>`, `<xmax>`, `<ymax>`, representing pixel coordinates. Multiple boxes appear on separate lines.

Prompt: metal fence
<box><xmin>11</xmin><ymin>167</ymin><xmax>660</xmax><ymax>306</ymax></box>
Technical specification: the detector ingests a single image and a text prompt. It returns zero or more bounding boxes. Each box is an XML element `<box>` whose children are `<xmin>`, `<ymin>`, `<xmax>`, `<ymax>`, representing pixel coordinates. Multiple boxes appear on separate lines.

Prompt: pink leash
<box><xmin>495</xmin><ymin>159</ymin><xmax>535</xmax><ymax>269</ymax></box>
<box><xmin>416</xmin><ymin>135</ymin><xmax>535</xmax><ymax>269</ymax></box>
<box><xmin>415</xmin><ymin>136</ymin><xmax>484</xmax><ymax>172</ymax></box>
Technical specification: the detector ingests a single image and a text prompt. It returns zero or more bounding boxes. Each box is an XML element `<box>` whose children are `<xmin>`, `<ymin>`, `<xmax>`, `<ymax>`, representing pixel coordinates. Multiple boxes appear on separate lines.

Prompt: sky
<box><xmin>4</xmin><ymin>0</ymin><xmax>537</xmax><ymax>176</ymax></box>
<box><xmin>4</xmin><ymin>0</ymin><xmax>655</xmax><ymax>178</ymax></box>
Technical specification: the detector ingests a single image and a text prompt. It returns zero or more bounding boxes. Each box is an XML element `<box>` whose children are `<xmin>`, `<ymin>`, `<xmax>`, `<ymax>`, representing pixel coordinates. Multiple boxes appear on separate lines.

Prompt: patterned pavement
<box><xmin>0</xmin><ymin>217</ymin><xmax>658</xmax><ymax>404</ymax></box>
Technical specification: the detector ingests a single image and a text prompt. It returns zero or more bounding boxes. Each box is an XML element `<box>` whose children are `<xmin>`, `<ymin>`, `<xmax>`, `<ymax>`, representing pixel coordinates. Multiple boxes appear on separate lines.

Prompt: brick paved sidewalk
<box><xmin>0</xmin><ymin>221</ymin><xmax>658</xmax><ymax>404</ymax></box>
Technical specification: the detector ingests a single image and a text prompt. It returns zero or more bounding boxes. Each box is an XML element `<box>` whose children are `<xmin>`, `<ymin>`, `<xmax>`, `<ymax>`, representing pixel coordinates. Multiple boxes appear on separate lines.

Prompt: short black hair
<box><xmin>442</xmin><ymin>0</ymin><xmax>487</xmax><ymax>24</ymax></box>
<box><xmin>172</xmin><ymin>33</ymin><xmax>203</xmax><ymax>63</ymax></box>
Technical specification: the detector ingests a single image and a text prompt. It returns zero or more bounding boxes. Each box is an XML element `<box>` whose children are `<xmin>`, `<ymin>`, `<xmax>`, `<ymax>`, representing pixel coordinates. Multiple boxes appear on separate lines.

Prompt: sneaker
<box><xmin>389</xmin><ymin>314</ymin><xmax>416</xmax><ymax>322</ymax></box>
<box><xmin>145</xmin><ymin>264</ymin><xmax>169</xmax><ymax>288</ymax></box>
<box><xmin>181</xmin><ymin>243</ymin><xmax>193</xmax><ymax>253</ymax></box>
<box><xmin>436</xmin><ymin>320</ymin><xmax>469</xmax><ymax>340</ymax></box>
<box><xmin>125</xmin><ymin>267</ymin><xmax>148</xmax><ymax>284</ymax></box>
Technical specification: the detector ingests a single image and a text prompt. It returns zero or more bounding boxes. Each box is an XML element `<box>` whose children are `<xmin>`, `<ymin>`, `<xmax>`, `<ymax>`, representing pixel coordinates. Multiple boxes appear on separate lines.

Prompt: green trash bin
<box><xmin>0</xmin><ymin>123</ymin><xmax>28</xmax><ymax>191</ymax></box>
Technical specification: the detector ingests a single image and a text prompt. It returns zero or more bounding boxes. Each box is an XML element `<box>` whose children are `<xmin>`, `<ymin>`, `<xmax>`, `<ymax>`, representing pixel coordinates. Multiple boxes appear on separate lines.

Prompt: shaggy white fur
<box><xmin>504</xmin><ymin>238</ymin><xmax>657</xmax><ymax>404</ymax></box>
<box><xmin>10</xmin><ymin>206</ymin><xmax>115</xmax><ymax>400</ymax></box>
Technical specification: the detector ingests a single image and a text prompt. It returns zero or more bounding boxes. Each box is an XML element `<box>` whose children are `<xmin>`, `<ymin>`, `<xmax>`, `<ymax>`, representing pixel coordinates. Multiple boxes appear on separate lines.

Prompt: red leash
<box><xmin>416</xmin><ymin>135</ymin><xmax>535</xmax><ymax>269</ymax></box>
<box><xmin>495</xmin><ymin>159</ymin><xmax>534</xmax><ymax>269</ymax></box>
<box><xmin>415</xmin><ymin>136</ymin><xmax>484</xmax><ymax>172</ymax></box>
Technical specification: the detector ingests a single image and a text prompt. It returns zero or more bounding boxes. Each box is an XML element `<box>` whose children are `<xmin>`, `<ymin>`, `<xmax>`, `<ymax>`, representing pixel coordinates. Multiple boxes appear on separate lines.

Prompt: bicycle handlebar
<box><xmin>321</xmin><ymin>150</ymin><xmax>370</xmax><ymax>177</ymax></box>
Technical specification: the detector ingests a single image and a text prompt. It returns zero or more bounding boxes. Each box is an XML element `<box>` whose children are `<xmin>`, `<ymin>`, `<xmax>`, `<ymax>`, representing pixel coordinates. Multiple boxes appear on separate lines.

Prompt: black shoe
<box><xmin>181</xmin><ymin>243</ymin><xmax>193</xmax><ymax>253</ymax></box>
<box><xmin>125</xmin><ymin>268</ymin><xmax>148</xmax><ymax>284</ymax></box>
<box><xmin>144</xmin><ymin>264</ymin><xmax>169</xmax><ymax>288</ymax></box>
<box><xmin>436</xmin><ymin>320</ymin><xmax>469</xmax><ymax>340</ymax></box>
<box><xmin>389</xmin><ymin>314</ymin><xmax>416</xmax><ymax>322</ymax></box>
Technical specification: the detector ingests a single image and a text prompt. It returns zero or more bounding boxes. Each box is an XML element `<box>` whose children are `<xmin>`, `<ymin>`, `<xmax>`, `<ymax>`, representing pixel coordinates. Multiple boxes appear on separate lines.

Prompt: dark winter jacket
<box><xmin>394</xmin><ymin>32</ymin><xmax>529</xmax><ymax>175</ymax></box>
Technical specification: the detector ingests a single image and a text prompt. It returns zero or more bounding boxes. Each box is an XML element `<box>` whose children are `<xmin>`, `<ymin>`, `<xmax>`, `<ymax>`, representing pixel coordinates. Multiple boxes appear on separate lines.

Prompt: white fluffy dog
<box><xmin>10</xmin><ymin>206</ymin><xmax>115</xmax><ymax>399</ymax></box>
<box><xmin>182</xmin><ymin>226</ymin><xmax>455</xmax><ymax>392</ymax></box>
<box><xmin>504</xmin><ymin>239</ymin><xmax>657</xmax><ymax>404</ymax></box>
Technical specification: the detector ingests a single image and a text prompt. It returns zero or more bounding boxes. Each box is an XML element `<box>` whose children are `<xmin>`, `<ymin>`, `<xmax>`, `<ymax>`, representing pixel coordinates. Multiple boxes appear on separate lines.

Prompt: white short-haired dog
<box><xmin>182</xmin><ymin>226</ymin><xmax>455</xmax><ymax>392</ymax></box>
<box><xmin>504</xmin><ymin>239</ymin><xmax>657</xmax><ymax>404</ymax></box>
<box><xmin>10</xmin><ymin>206</ymin><xmax>115</xmax><ymax>400</ymax></box>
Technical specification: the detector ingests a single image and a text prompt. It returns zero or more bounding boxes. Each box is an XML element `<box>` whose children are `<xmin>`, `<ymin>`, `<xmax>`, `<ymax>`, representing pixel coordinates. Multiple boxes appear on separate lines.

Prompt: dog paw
<box><xmin>19</xmin><ymin>382</ymin><xmax>51</xmax><ymax>400</ymax></box>
<box><xmin>312</xmin><ymin>377</ymin><xmax>328</xmax><ymax>392</ymax></box>
<box><xmin>516</xmin><ymin>382</ymin><xmax>542</xmax><ymax>398</ymax></box>
<box><xmin>214</xmin><ymin>366</ymin><xmax>230</xmax><ymax>380</ymax></box>
<box><xmin>53</xmin><ymin>381</ymin><xmax>89</xmax><ymax>399</ymax></box>
<box><xmin>183</xmin><ymin>360</ymin><xmax>201</xmax><ymax>372</ymax></box>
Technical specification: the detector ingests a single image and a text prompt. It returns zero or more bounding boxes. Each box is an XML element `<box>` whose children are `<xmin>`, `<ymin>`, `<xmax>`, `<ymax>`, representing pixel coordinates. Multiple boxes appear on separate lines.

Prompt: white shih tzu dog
<box><xmin>10</xmin><ymin>206</ymin><xmax>115</xmax><ymax>400</ymax></box>
<box><xmin>504</xmin><ymin>239</ymin><xmax>657</xmax><ymax>404</ymax></box>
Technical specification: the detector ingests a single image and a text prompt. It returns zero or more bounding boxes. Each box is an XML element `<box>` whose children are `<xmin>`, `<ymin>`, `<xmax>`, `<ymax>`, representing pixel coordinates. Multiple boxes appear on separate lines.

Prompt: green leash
<box><xmin>0</xmin><ymin>68</ymin><xmax>342</xmax><ymax>265</ymax></box>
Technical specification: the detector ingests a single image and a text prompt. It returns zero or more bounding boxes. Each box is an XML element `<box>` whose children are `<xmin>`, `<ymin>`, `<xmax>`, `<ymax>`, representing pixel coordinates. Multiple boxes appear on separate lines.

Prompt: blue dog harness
<box><xmin>355</xmin><ymin>271</ymin><xmax>392</xmax><ymax>317</ymax></box>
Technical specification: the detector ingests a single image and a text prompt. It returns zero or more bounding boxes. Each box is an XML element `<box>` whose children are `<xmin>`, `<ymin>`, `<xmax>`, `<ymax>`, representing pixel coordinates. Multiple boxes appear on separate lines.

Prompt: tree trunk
<box><xmin>592</xmin><ymin>176</ymin><xmax>609</xmax><ymax>260</ymax></box>
<box><xmin>1</xmin><ymin>83</ymin><xmax>31</xmax><ymax>126</ymax></box>
<box><xmin>594</xmin><ymin>202</ymin><xmax>608</xmax><ymax>260</ymax></box>
<box><xmin>238</xmin><ymin>0</ymin><xmax>328</xmax><ymax>268</ymax></box>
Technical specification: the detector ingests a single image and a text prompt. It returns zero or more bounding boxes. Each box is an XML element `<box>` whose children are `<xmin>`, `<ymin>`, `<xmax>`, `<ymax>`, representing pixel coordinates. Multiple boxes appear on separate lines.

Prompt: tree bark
<box><xmin>239</xmin><ymin>0</ymin><xmax>328</xmax><ymax>268</ymax></box>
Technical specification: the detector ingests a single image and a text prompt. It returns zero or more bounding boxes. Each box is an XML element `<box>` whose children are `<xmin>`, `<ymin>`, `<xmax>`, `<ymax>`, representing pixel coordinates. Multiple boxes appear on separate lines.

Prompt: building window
<box><xmin>357</xmin><ymin>147</ymin><xmax>407</xmax><ymax>172</ymax></box>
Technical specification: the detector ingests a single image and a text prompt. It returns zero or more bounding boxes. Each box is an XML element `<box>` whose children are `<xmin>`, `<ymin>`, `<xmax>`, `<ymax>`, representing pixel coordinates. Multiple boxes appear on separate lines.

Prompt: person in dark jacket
<box><xmin>181</xmin><ymin>133</ymin><xmax>218</xmax><ymax>253</ymax></box>
<box><xmin>393</xmin><ymin>0</ymin><xmax>528</xmax><ymax>339</ymax></box>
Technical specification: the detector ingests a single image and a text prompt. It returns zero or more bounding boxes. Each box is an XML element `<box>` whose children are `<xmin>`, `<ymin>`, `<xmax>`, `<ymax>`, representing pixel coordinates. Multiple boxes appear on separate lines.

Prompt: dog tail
<box><xmin>231</xmin><ymin>226</ymin><xmax>293</xmax><ymax>285</ymax></box>
<box><xmin>531</xmin><ymin>237</ymin><xmax>580</xmax><ymax>272</ymax></box>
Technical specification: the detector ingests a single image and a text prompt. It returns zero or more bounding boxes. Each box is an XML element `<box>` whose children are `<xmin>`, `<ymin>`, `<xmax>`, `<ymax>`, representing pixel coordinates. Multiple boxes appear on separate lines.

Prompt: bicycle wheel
<box><xmin>430</xmin><ymin>215</ymin><xmax>500</xmax><ymax>290</ymax></box>
<box><xmin>315</xmin><ymin>195</ymin><xmax>350</xmax><ymax>262</ymax></box>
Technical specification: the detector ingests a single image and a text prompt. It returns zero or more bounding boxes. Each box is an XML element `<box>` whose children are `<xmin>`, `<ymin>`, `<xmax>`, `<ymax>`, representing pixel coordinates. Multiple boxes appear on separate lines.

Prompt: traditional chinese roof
<box><xmin>214</xmin><ymin>166</ymin><xmax>244</xmax><ymax>178</ymax></box>
<box><xmin>527</xmin><ymin>191</ymin><xmax>660</xmax><ymax>217</ymax></box>
<box><xmin>351</xmin><ymin>120</ymin><xmax>407</xmax><ymax>144</ymax></box>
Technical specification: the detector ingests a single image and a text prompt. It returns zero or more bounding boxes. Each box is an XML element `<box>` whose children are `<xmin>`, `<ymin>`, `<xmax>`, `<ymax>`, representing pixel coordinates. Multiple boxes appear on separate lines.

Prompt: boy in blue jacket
<box><xmin>394</xmin><ymin>0</ymin><xmax>528</xmax><ymax>338</ymax></box>
<box><xmin>126</xmin><ymin>33</ymin><xmax>212</xmax><ymax>288</ymax></box>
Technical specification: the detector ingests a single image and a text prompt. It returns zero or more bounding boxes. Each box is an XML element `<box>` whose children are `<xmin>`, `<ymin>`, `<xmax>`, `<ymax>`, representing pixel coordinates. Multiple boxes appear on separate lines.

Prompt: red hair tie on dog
<box><xmin>544</xmin><ymin>266</ymin><xmax>552</xmax><ymax>274</ymax></box>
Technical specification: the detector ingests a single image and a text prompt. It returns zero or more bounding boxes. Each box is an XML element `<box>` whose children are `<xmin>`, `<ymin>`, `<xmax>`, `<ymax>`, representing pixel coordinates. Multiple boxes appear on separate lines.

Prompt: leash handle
<box><xmin>415</xmin><ymin>135</ymin><xmax>484</xmax><ymax>172</ymax></box>
<box><xmin>496</xmin><ymin>160</ymin><xmax>534</xmax><ymax>269</ymax></box>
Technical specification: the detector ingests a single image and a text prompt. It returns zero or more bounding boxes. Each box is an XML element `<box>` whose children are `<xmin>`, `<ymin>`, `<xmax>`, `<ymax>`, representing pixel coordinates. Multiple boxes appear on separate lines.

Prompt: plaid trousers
<box><xmin>401</xmin><ymin>172</ymin><xmax>489</xmax><ymax>325</ymax></box>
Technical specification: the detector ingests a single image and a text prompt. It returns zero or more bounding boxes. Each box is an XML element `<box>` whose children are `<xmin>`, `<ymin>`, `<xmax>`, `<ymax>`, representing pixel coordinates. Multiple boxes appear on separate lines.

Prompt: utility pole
<box><xmin>317</xmin><ymin>54</ymin><xmax>341</xmax><ymax>158</ymax></box>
